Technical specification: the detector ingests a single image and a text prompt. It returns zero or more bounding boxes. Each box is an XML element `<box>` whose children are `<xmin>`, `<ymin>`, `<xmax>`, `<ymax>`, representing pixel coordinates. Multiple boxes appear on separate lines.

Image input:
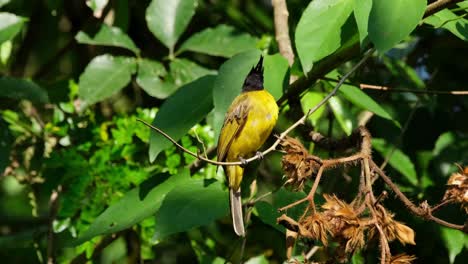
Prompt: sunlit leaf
<box><xmin>328</xmin><ymin>96</ymin><xmax>353</xmax><ymax>135</ymax></box>
<box><xmin>149</xmin><ymin>75</ymin><xmax>216</xmax><ymax>162</ymax></box>
<box><xmin>441</xmin><ymin>227</ymin><xmax>465</xmax><ymax>264</ymax></box>
<box><xmin>75</xmin><ymin>24</ymin><xmax>140</xmax><ymax>55</ymax></box>
<box><xmin>264</xmin><ymin>53</ymin><xmax>288</xmax><ymax>100</ymax></box>
<box><xmin>300</xmin><ymin>90</ymin><xmax>326</xmax><ymax>126</ymax></box>
<box><xmin>353</xmin><ymin>0</ymin><xmax>372</xmax><ymax>45</ymax></box>
<box><xmin>0</xmin><ymin>13</ymin><xmax>27</xmax><ymax>45</ymax></box>
<box><xmin>372</xmin><ymin>138</ymin><xmax>418</xmax><ymax>186</ymax></box>
<box><xmin>153</xmin><ymin>179</ymin><xmax>228</xmax><ymax>241</ymax></box>
<box><xmin>295</xmin><ymin>0</ymin><xmax>354</xmax><ymax>74</ymax></box>
<box><xmin>78</xmin><ymin>55</ymin><xmax>136</xmax><ymax>106</ymax></box>
<box><xmin>145</xmin><ymin>0</ymin><xmax>197</xmax><ymax>51</ymax></box>
<box><xmin>368</xmin><ymin>0</ymin><xmax>426</xmax><ymax>52</ymax></box>
<box><xmin>424</xmin><ymin>9</ymin><xmax>468</xmax><ymax>41</ymax></box>
<box><xmin>136</xmin><ymin>59</ymin><xmax>169</xmax><ymax>99</ymax></box>
<box><xmin>178</xmin><ymin>24</ymin><xmax>258</xmax><ymax>57</ymax></box>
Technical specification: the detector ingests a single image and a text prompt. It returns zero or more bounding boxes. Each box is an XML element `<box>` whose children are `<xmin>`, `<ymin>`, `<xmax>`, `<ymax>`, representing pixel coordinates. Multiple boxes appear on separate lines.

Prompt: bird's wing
<box><xmin>217</xmin><ymin>95</ymin><xmax>251</xmax><ymax>163</ymax></box>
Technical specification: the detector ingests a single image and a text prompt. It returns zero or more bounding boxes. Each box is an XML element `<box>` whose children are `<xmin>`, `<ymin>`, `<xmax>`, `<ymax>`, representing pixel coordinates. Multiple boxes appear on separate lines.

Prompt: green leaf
<box><xmin>86</xmin><ymin>0</ymin><xmax>108</xmax><ymax>13</ymax></box>
<box><xmin>433</xmin><ymin>131</ymin><xmax>456</xmax><ymax>156</ymax></box>
<box><xmin>338</xmin><ymin>85</ymin><xmax>398</xmax><ymax>125</ymax></box>
<box><xmin>295</xmin><ymin>0</ymin><xmax>354</xmax><ymax>74</ymax></box>
<box><xmin>170</xmin><ymin>58</ymin><xmax>216</xmax><ymax>88</ymax></box>
<box><xmin>75</xmin><ymin>24</ymin><xmax>140</xmax><ymax>55</ymax></box>
<box><xmin>78</xmin><ymin>55</ymin><xmax>136</xmax><ymax>106</ymax></box>
<box><xmin>353</xmin><ymin>0</ymin><xmax>372</xmax><ymax>45</ymax></box>
<box><xmin>368</xmin><ymin>0</ymin><xmax>426</xmax><ymax>52</ymax></box>
<box><xmin>424</xmin><ymin>9</ymin><xmax>468</xmax><ymax>41</ymax></box>
<box><xmin>255</xmin><ymin>201</ymin><xmax>284</xmax><ymax>233</ymax></box>
<box><xmin>0</xmin><ymin>77</ymin><xmax>49</xmax><ymax>103</ymax></box>
<box><xmin>441</xmin><ymin>227</ymin><xmax>465</xmax><ymax>264</ymax></box>
<box><xmin>70</xmin><ymin>170</ymin><xmax>190</xmax><ymax>246</ymax></box>
<box><xmin>0</xmin><ymin>13</ymin><xmax>27</xmax><ymax>45</ymax></box>
<box><xmin>328</xmin><ymin>96</ymin><xmax>353</xmax><ymax>135</ymax></box>
<box><xmin>245</xmin><ymin>255</ymin><xmax>269</xmax><ymax>264</ymax></box>
<box><xmin>300</xmin><ymin>90</ymin><xmax>326</xmax><ymax>126</ymax></box>
<box><xmin>0</xmin><ymin>1</ymin><xmax>11</xmax><ymax>8</ymax></box>
<box><xmin>145</xmin><ymin>0</ymin><xmax>197</xmax><ymax>51</ymax></box>
<box><xmin>212</xmin><ymin>50</ymin><xmax>262</xmax><ymax>142</ymax></box>
<box><xmin>149</xmin><ymin>75</ymin><xmax>216</xmax><ymax>162</ymax></box>
<box><xmin>178</xmin><ymin>24</ymin><xmax>258</xmax><ymax>57</ymax></box>
<box><xmin>0</xmin><ymin>118</ymin><xmax>13</xmax><ymax>175</ymax></box>
<box><xmin>153</xmin><ymin>179</ymin><xmax>228</xmax><ymax>241</ymax></box>
<box><xmin>264</xmin><ymin>53</ymin><xmax>288</xmax><ymax>100</ymax></box>
<box><xmin>135</xmin><ymin>59</ymin><xmax>168</xmax><ymax>98</ymax></box>
<box><xmin>372</xmin><ymin>138</ymin><xmax>418</xmax><ymax>186</ymax></box>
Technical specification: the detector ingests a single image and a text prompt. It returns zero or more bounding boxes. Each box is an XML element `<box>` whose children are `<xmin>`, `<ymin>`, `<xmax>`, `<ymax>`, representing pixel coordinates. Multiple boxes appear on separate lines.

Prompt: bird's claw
<box><xmin>256</xmin><ymin>151</ymin><xmax>264</xmax><ymax>160</ymax></box>
<box><xmin>239</xmin><ymin>157</ymin><xmax>248</xmax><ymax>168</ymax></box>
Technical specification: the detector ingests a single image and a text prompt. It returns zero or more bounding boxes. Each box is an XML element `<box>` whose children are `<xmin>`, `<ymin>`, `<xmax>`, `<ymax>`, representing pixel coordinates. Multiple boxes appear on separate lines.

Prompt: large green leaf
<box><xmin>328</xmin><ymin>96</ymin><xmax>353</xmax><ymax>135</ymax></box>
<box><xmin>212</xmin><ymin>50</ymin><xmax>262</xmax><ymax>141</ymax></box>
<box><xmin>78</xmin><ymin>55</ymin><xmax>136</xmax><ymax>106</ymax></box>
<box><xmin>153</xmin><ymin>179</ymin><xmax>228</xmax><ymax>241</ymax></box>
<box><xmin>70</xmin><ymin>170</ymin><xmax>190</xmax><ymax>246</ymax></box>
<box><xmin>145</xmin><ymin>0</ymin><xmax>197</xmax><ymax>51</ymax></box>
<box><xmin>75</xmin><ymin>24</ymin><xmax>140</xmax><ymax>55</ymax></box>
<box><xmin>149</xmin><ymin>75</ymin><xmax>216</xmax><ymax>162</ymax></box>
<box><xmin>424</xmin><ymin>9</ymin><xmax>468</xmax><ymax>42</ymax></box>
<box><xmin>368</xmin><ymin>0</ymin><xmax>426</xmax><ymax>52</ymax></box>
<box><xmin>0</xmin><ymin>77</ymin><xmax>49</xmax><ymax>103</ymax></box>
<box><xmin>264</xmin><ymin>53</ymin><xmax>288</xmax><ymax>100</ymax></box>
<box><xmin>178</xmin><ymin>24</ymin><xmax>258</xmax><ymax>57</ymax></box>
<box><xmin>441</xmin><ymin>227</ymin><xmax>465</xmax><ymax>264</ymax></box>
<box><xmin>353</xmin><ymin>0</ymin><xmax>372</xmax><ymax>45</ymax></box>
<box><xmin>170</xmin><ymin>58</ymin><xmax>216</xmax><ymax>87</ymax></box>
<box><xmin>0</xmin><ymin>13</ymin><xmax>27</xmax><ymax>45</ymax></box>
<box><xmin>372</xmin><ymin>138</ymin><xmax>418</xmax><ymax>186</ymax></box>
<box><xmin>295</xmin><ymin>0</ymin><xmax>354</xmax><ymax>74</ymax></box>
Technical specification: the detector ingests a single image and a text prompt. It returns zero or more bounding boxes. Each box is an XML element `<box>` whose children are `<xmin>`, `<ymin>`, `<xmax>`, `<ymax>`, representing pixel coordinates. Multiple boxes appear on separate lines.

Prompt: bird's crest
<box><xmin>242</xmin><ymin>56</ymin><xmax>264</xmax><ymax>92</ymax></box>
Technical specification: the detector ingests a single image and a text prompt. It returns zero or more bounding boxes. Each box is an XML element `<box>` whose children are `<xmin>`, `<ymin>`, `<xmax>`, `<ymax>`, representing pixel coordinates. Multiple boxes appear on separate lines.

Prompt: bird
<box><xmin>217</xmin><ymin>56</ymin><xmax>279</xmax><ymax>236</ymax></box>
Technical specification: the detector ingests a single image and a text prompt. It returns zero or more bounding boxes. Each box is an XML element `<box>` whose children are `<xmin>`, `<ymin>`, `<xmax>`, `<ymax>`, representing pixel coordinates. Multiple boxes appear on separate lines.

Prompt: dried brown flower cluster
<box><xmin>281</xmin><ymin>137</ymin><xmax>321</xmax><ymax>191</ymax></box>
<box><xmin>444</xmin><ymin>166</ymin><xmax>468</xmax><ymax>213</ymax></box>
<box><xmin>279</xmin><ymin>194</ymin><xmax>416</xmax><ymax>263</ymax></box>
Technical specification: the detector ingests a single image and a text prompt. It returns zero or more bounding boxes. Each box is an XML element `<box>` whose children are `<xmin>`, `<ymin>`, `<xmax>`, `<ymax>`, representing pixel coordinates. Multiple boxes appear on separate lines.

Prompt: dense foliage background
<box><xmin>0</xmin><ymin>0</ymin><xmax>467</xmax><ymax>263</ymax></box>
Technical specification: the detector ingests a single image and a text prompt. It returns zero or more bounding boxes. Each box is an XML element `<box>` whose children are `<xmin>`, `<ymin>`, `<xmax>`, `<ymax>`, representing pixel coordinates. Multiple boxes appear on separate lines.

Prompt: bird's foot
<box><xmin>255</xmin><ymin>151</ymin><xmax>264</xmax><ymax>160</ymax></box>
<box><xmin>239</xmin><ymin>157</ymin><xmax>248</xmax><ymax>168</ymax></box>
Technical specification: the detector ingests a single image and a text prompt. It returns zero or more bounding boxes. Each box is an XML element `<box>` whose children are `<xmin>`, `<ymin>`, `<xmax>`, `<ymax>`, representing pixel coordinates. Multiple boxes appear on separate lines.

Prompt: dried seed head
<box><xmin>390</xmin><ymin>254</ymin><xmax>417</xmax><ymax>264</ymax></box>
<box><xmin>281</xmin><ymin>136</ymin><xmax>321</xmax><ymax>191</ymax></box>
<box><xmin>300</xmin><ymin>212</ymin><xmax>330</xmax><ymax>246</ymax></box>
<box><xmin>443</xmin><ymin>167</ymin><xmax>468</xmax><ymax>213</ymax></box>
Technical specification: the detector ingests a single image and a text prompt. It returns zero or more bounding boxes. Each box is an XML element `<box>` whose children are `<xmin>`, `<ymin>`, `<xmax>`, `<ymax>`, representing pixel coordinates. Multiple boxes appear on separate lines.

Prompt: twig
<box><xmin>370</xmin><ymin>160</ymin><xmax>467</xmax><ymax>232</ymax></box>
<box><xmin>139</xmin><ymin>49</ymin><xmax>374</xmax><ymax>168</ymax></box>
<box><xmin>47</xmin><ymin>186</ymin><xmax>61</xmax><ymax>264</ymax></box>
<box><xmin>423</xmin><ymin>0</ymin><xmax>463</xmax><ymax>18</ymax></box>
<box><xmin>360</xmin><ymin>84</ymin><xmax>468</xmax><ymax>95</ymax></box>
<box><xmin>272</xmin><ymin>0</ymin><xmax>295</xmax><ymax>66</ymax></box>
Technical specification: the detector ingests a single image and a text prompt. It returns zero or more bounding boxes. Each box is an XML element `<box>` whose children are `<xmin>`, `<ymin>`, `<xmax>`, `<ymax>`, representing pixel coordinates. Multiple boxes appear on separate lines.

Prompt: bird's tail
<box><xmin>229</xmin><ymin>187</ymin><xmax>245</xmax><ymax>237</ymax></box>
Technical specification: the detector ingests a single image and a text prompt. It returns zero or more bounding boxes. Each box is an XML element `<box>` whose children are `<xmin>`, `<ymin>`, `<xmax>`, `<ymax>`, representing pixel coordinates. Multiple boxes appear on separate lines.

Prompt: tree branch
<box><xmin>360</xmin><ymin>84</ymin><xmax>468</xmax><ymax>95</ymax></box>
<box><xmin>272</xmin><ymin>0</ymin><xmax>295</xmax><ymax>66</ymax></box>
<box><xmin>424</xmin><ymin>0</ymin><xmax>463</xmax><ymax>18</ymax></box>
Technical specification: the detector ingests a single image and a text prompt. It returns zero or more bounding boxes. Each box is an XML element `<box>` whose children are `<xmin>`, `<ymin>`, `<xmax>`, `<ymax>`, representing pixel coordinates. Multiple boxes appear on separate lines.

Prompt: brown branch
<box><xmin>369</xmin><ymin>160</ymin><xmax>467</xmax><ymax>232</ymax></box>
<box><xmin>360</xmin><ymin>84</ymin><xmax>468</xmax><ymax>95</ymax></box>
<box><xmin>272</xmin><ymin>0</ymin><xmax>295</xmax><ymax>66</ymax></box>
<box><xmin>424</xmin><ymin>0</ymin><xmax>463</xmax><ymax>18</ymax></box>
<box><xmin>140</xmin><ymin>49</ymin><xmax>374</xmax><ymax>168</ymax></box>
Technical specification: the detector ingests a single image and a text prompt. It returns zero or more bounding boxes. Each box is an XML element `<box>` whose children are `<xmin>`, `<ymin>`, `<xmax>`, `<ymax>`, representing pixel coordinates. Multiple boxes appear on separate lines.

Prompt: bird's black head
<box><xmin>242</xmin><ymin>56</ymin><xmax>264</xmax><ymax>92</ymax></box>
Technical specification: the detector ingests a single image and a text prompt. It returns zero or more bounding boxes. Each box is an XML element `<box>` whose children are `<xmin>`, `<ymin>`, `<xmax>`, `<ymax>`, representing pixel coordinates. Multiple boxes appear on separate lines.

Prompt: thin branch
<box><xmin>370</xmin><ymin>160</ymin><xmax>467</xmax><ymax>232</ymax></box>
<box><xmin>360</xmin><ymin>84</ymin><xmax>468</xmax><ymax>95</ymax></box>
<box><xmin>424</xmin><ymin>0</ymin><xmax>463</xmax><ymax>18</ymax></box>
<box><xmin>272</xmin><ymin>0</ymin><xmax>295</xmax><ymax>66</ymax></box>
<box><xmin>139</xmin><ymin>49</ymin><xmax>374</xmax><ymax>168</ymax></box>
